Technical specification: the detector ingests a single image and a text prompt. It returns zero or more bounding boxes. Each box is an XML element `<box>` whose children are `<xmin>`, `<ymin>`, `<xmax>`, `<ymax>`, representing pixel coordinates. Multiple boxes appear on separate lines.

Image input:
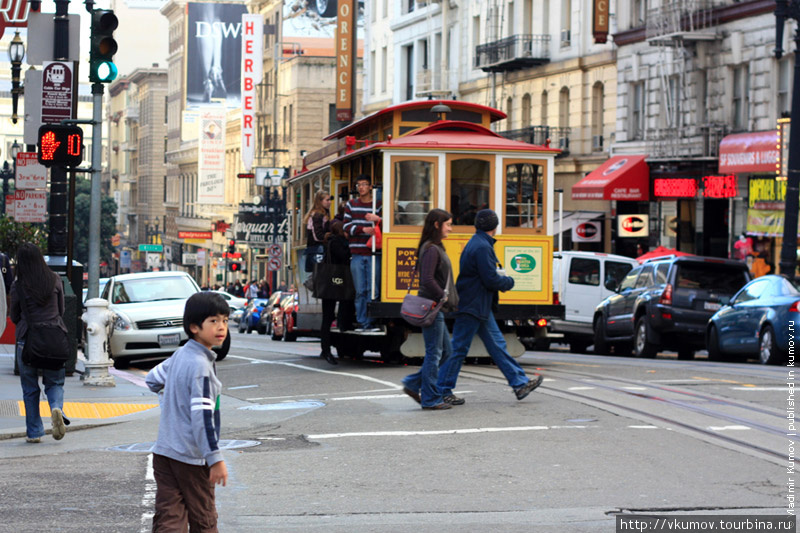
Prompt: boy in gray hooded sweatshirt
<box><xmin>146</xmin><ymin>292</ymin><xmax>230</xmax><ymax>532</ymax></box>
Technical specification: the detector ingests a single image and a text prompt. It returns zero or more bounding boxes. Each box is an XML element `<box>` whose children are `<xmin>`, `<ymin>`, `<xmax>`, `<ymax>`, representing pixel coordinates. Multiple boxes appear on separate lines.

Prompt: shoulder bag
<box><xmin>313</xmin><ymin>242</ymin><xmax>355</xmax><ymax>301</ymax></box>
<box><xmin>400</xmin><ymin>245</ymin><xmax>447</xmax><ymax>328</ymax></box>
<box><xmin>18</xmin><ymin>283</ymin><xmax>70</xmax><ymax>370</ymax></box>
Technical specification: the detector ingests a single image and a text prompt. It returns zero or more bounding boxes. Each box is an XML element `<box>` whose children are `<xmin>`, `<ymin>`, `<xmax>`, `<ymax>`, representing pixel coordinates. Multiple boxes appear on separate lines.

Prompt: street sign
<box><xmin>267</xmin><ymin>257</ymin><xmax>282</xmax><ymax>271</ymax></box>
<box><xmin>138</xmin><ymin>244</ymin><xmax>163</xmax><ymax>252</ymax></box>
<box><xmin>5</xmin><ymin>195</ymin><xmax>14</xmax><ymax>218</ymax></box>
<box><xmin>23</xmin><ymin>69</ymin><xmax>42</xmax><ymax>145</ymax></box>
<box><xmin>120</xmin><ymin>250</ymin><xmax>131</xmax><ymax>269</ymax></box>
<box><xmin>13</xmin><ymin>190</ymin><xmax>46</xmax><ymax>222</ymax></box>
<box><xmin>146</xmin><ymin>253</ymin><xmax>161</xmax><ymax>270</ymax></box>
<box><xmin>41</xmin><ymin>61</ymin><xmax>74</xmax><ymax>125</ymax></box>
<box><xmin>178</xmin><ymin>231</ymin><xmax>212</xmax><ymax>239</ymax></box>
<box><xmin>15</xmin><ymin>152</ymin><xmax>46</xmax><ymax>189</ymax></box>
<box><xmin>268</xmin><ymin>244</ymin><xmax>282</xmax><ymax>258</ymax></box>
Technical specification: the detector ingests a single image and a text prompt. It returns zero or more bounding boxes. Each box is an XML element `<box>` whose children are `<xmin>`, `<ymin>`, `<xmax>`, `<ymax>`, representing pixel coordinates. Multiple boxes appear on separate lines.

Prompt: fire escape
<box><xmin>645</xmin><ymin>0</ymin><xmax>726</xmax><ymax>159</ymax></box>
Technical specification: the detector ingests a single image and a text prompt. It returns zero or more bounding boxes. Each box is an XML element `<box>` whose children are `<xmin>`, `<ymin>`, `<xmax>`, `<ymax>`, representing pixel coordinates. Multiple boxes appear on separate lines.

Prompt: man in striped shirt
<box><xmin>344</xmin><ymin>174</ymin><xmax>382</xmax><ymax>332</ymax></box>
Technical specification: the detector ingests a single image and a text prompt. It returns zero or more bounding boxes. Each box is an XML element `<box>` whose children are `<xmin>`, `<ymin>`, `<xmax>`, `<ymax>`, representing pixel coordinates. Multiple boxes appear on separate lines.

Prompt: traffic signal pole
<box><xmin>86</xmin><ymin>82</ymin><xmax>103</xmax><ymax>300</ymax></box>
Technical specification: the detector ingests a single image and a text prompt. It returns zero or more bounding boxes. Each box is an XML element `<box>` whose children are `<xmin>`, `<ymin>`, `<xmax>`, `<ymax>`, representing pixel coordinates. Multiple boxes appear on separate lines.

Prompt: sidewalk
<box><xmin>0</xmin><ymin>344</ymin><xmax>159</xmax><ymax>440</ymax></box>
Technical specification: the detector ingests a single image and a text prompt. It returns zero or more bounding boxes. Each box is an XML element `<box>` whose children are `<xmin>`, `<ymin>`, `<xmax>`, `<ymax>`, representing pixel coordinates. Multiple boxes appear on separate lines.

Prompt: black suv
<box><xmin>593</xmin><ymin>256</ymin><xmax>751</xmax><ymax>359</ymax></box>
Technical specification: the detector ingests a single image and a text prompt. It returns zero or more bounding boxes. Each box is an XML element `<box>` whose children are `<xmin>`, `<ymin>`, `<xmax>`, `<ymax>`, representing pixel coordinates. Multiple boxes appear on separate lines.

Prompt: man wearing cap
<box><xmin>436</xmin><ymin>209</ymin><xmax>543</xmax><ymax>404</ymax></box>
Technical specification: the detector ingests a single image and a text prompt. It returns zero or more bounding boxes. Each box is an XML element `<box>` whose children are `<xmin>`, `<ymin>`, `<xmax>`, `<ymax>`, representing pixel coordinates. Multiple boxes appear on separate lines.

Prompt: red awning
<box><xmin>718</xmin><ymin>130</ymin><xmax>778</xmax><ymax>174</ymax></box>
<box><xmin>572</xmin><ymin>155</ymin><xmax>649</xmax><ymax>201</ymax></box>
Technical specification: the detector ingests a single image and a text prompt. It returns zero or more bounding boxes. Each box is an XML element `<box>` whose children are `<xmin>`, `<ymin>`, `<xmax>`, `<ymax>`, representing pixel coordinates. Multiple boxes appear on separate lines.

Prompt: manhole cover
<box><xmin>108</xmin><ymin>440</ymin><xmax>261</xmax><ymax>452</ymax></box>
<box><xmin>238</xmin><ymin>400</ymin><xmax>325</xmax><ymax>411</ymax></box>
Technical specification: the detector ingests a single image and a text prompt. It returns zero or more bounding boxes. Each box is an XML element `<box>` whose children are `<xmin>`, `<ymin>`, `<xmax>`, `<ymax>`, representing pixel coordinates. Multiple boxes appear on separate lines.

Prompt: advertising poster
<box><xmin>185</xmin><ymin>2</ymin><xmax>248</xmax><ymax>109</ymax></box>
<box><xmin>503</xmin><ymin>246</ymin><xmax>543</xmax><ymax>292</ymax></box>
<box><xmin>197</xmin><ymin>106</ymin><xmax>227</xmax><ymax>204</ymax></box>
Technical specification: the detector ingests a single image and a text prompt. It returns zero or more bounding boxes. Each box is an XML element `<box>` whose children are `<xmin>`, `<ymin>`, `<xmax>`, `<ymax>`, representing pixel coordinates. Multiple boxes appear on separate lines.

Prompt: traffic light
<box><xmin>89</xmin><ymin>9</ymin><xmax>118</xmax><ymax>83</ymax></box>
<box><xmin>37</xmin><ymin>125</ymin><xmax>84</xmax><ymax>168</ymax></box>
<box><xmin>228</xmin><ymin>239</ymin><xmax>236</xmax><ymax>254</ymax></box>
<box><xmin>229</xmin><ymin>262</ymin><xmax>241</xmax><ymax>272</ymax></box>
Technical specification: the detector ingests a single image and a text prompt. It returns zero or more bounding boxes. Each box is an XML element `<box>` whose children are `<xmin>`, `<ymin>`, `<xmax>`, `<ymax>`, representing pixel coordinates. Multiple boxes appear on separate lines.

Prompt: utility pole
<box><xmin>775</xmin><ymin>0</ymin><xmax>800</xmax><ymax>280</ymax></box>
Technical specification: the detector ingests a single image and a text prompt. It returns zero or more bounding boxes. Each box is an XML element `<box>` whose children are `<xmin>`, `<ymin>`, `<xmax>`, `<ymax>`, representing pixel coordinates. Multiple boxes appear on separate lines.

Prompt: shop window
<box><xmin>504</xmin><ymin>162</ymin><xmax>543</xmax><ymax>230</ymax></box>
<box><xmin>450</xmin><ymin>158</ymin><xmax>491</xmax><ymax>226</ymax></box>
<box><xmin>393</xmin><ymin>159</ymin><xmax>434</xmax><ymax>226</ymax></box>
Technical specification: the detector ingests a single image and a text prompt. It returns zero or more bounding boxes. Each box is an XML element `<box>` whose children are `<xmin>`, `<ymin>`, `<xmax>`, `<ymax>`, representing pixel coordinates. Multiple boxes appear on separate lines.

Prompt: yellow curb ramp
<box><xmin>18</xmin><ymin>401</ymin><xmax>158</xmax><ymax>419</ymax></box>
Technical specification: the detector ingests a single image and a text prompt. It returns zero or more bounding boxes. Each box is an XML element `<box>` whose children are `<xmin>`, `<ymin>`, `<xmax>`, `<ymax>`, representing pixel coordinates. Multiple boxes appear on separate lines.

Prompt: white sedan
<box><xmin>213</xmin><ymin>290</ymin><xmax>248</xmax><ymax>311</ymax></box>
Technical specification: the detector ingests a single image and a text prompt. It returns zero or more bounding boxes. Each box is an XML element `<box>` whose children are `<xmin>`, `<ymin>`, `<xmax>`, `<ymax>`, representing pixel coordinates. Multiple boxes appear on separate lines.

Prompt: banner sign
<box><xmin>617</xmin><ymin>214</ymin><xmax>649</xmax><ymax>237</ymax></box>
<box><xmin>241</xmin><ymin>13</ymin><xmax>262</xmax><ymax>172</ymax></box>
<box><xmin>593</xmin><ymin>0</ymin><xmax>609</xmax><ymax>43</ymax></box>
<box><xmin>749</xmin><ymin>177</ymin><xmax>786</xmax><ymax>210</ymax></box>
<box><xmin>13</xmin><ymin>189</ymin><xmax>46</xmax><ymax>222</ymax></box>
<box><xmin>15</xmin><ymin>152</ymin><xmax>46</xmax><ymax>189</ymax></box>
<box><xmin>197</xmin><ymin>106</ymin><xmax>226</xmax><ymax>204</ymax></box>
<box><xmin>335</xmin><ymin>0</ymin><xmax>356</xmax><ymax>122</ymax></box>
<box><xmin>185</xmin><ymin>2</ymin><xmax>248</xmax><ymax>109</ymax></box>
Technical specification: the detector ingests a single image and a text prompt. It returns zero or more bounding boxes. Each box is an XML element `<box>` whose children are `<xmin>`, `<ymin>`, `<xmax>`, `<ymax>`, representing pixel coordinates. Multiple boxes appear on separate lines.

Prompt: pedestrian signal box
<box><xmin>37</xmin><ymin>125</ymin><xmax>84</xmax><ymax>168</ymax></box>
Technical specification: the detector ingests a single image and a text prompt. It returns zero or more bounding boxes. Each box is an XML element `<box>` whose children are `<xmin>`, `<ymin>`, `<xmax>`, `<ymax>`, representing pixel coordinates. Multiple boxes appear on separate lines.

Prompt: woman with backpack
<box><xmin>401</xmin><ymin>209</ymin><xmax>458</xmax><ymax>410</ymax></box>
<box><xmin>10</xmin><ymin>243</ymin><xmax>70</xmax><ymax>443</ymax></box>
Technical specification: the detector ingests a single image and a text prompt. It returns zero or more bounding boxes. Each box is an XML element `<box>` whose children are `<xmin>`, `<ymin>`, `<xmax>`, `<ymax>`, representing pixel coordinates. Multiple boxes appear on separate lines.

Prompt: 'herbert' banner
<box><xmin>241</xmin><ymin>13</ymin><xmax>262</xmax><ymax>171</ymax></box>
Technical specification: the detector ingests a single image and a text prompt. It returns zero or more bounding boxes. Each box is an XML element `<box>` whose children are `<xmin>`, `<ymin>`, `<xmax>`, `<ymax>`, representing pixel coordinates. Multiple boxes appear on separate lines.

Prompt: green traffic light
<box><xmin>94</xmin><ymin>61</ymin><xmax>118</xmax><ymax>82</ymax></box>
<box><xmin>89</xmin><ymin>9</ymin><xmax>118</xmax><ymax>84</ymax></box>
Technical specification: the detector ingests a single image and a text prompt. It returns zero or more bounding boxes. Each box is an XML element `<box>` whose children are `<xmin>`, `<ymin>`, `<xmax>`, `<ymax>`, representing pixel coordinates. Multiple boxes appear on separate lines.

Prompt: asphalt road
<box><xmin>0</xmin><ymin>330</ymin><xmax>791</xmax><ymax>532</ymax></box>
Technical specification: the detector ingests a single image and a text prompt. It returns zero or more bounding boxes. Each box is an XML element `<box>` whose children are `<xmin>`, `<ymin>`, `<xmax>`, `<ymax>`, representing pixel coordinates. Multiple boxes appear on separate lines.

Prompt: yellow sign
<box><xmin>382</xmin><ymin>233</ymin><xmax>553</xmax><ymax>305</ymax></box>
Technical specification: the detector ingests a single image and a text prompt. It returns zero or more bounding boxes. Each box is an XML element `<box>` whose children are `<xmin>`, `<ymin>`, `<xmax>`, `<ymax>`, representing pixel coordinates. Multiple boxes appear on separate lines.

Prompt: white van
<box><xmin>548</xmin><ymin>251</ymin><xmax>639</xmax><ymax>353</ymax></box>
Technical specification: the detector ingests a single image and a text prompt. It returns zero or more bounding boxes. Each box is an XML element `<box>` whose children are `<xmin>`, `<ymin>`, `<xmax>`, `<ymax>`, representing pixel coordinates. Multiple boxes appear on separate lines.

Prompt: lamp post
<box><xmin>775</xmin><ymin>0</ymin><xmax>800</xmax><ymax>279</ymax></box>
<box><xmin>0</xmin><ymin>162</ymin><xmax>12</xmax><ymax>215</ymax></box>
<box><xmin>8</xmin><ymin>31</ymin><xmax>25</xmax><ymax>124</ymax></box>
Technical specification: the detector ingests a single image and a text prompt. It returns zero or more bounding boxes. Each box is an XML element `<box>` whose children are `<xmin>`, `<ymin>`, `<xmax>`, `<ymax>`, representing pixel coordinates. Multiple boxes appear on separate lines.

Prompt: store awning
<box><xmin>719</xmin><ymin>130</ymin><xmax>778</xmax><ymax>174</ymax></box>
<box><xmin>572</xmin><ymin>155</ymin><xmax>649</xmax><ymax>201</ymax></box>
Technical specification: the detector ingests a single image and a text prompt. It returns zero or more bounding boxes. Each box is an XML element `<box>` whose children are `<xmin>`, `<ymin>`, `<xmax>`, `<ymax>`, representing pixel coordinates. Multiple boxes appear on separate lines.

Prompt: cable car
<box><xmin>285</xmin><ymin>100</ymin><xmax>565</xmax><ymax>361</ymax></box>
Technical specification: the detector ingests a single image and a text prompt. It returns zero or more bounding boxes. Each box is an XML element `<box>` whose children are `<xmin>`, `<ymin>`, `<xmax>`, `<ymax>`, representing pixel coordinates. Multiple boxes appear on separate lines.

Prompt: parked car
<box><xmin>238</xmin><ymin>298</ymin><xmax>269</xmax><ymax>334</ymax></box>
<box><xmin>258</xmin><ymin>291</ymin><xmax>285</xmax><ymax>336</ymax></box>
<box><xmin>271</xmin><ymin>292</ymin><xmax>299</xmax><ymax>342</ymax></box>
<box><xmin>102</xmin><ymin>271</ymin><xmax>230</xmax><ymax>367</ymax></box>
<box><xmin>82</xmin><ymin>278</ymin><xmax>109</xmax><ymax>302</ymax></box>
<box><xmin>593</xmin><ymin>256</ymin><xmax>751</xmax><ymax>359</ymax></box>
<box><xmin>212</xmin><ymin>290</ymin><xmax>248</xmax><ymax>312</ymax></box>
<box><xmin>544</xmin><ymin>252</ymin><xmax>639</xmax><ymax>353</ymax></box>
<box><xmin>229</xmin><ymin>307</ymin><xmax>245</xmax><ymax>325</ymax></box>
<box><xmin>707</xmin><ymin>275</ymin><xmax>798</xmax><ymax>364</ymax></box>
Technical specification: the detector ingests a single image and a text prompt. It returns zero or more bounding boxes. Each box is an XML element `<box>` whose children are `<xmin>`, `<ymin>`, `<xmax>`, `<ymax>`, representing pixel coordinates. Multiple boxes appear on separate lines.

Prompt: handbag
<box><xmin>400</xmin><ymin>246</ymin><xmax>447</xmax><ymax>328</ymax></box>
<box><xmin>18</xmin><ymin>284</ymin><xmax>70</xmax><ymax>370</ymax></box>
<box><xmin>313</xmin><ymin>242</ymin><xmax>355</xmax><ymax>301</ymax></box>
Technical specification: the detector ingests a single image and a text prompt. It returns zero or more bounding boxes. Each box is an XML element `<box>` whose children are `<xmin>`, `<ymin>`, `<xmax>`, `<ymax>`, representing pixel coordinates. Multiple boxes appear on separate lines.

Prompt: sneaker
<box><xmin>422</xmin><ymin>403</ymin><xmax>452</xmax><ymax>410</ymax></box>
<box><xmin>402</xmin><ymin>387</ymin><xmax>421</xmax><ymax>404</ymax></box>
<box><xmin>26</xmin><ymin>437</ymin><xmax>41</xmax><ymax>443</ymax></box>
<box><xmin>354</xmin><ymin>327</ymin><xmax>367</xmax><ymax>333</ymax></box>
<box><xmin>514</xmin><ymin>374</ymin><xmax>544</xmax><ymax>400</ymax></box>
<box><xmin>443</xmin><ymin>394</ymin><xmax>465</xmax><ymax>406</ymax></box>
<box><xmin>51</xmin><ymin>407</ymin><xmax>66</xmax><ymax>440</ymax></box>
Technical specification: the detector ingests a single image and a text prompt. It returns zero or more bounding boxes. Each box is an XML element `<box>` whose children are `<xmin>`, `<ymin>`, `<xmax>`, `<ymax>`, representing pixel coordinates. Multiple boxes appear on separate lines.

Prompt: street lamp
<box><xmin>8</xmin><ymin>31</ymin><xmax>25</xmax><ymax>125</ymax></box>
<box><xmin>774</xmin><ymin>0</ymin><xmax>800</xmax><ymax>279</ymax></box>
<box><xmin>1</xmin><ymin>162</ymin><xmax>13</xmax><ymax>215</ymax></box>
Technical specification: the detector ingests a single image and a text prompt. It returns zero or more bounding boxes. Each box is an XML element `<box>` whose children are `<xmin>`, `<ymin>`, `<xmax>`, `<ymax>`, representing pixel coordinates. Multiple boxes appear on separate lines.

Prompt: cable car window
<box><xmin>448</xmin><ymin>109</ymin><xmax>483</xmax><ymax>123</ymax></box>
<box><xmin>393</xmin><ymin>160</ymin><xmax>433</xmax><ymax>226</ymax></box>
<box><xmin>401</xmin><ymin>109</ymin><xmax>435</xmax><ymax>122</ymax></box>
<box><xmin>450</xmin><ymin>158</ymin><xmax>490</xmax><ymax>226</ymax></box>
<box><xmin>505</xmin><ymin>162</ymin><xmax>543</xmax><ymax>229</ymax></box>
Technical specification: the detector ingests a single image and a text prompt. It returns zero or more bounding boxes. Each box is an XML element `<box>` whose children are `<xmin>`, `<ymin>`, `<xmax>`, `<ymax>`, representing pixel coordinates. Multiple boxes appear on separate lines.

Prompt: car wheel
<box><xmin>258</xmin><ymin>324</ymin><xmax>266</xmax><ymax>335</ymax></box>
<box><xmin>213</xmin><ymin>330</ymin><xmax>231</xmax><ymax>361</ymax></box>
<box><xmin>309</xmin><ymin>0</ymin><xmax>337</xmax><ymax>17</ymax></box>
<box><xmin>112</xmin><ymin>357</ymin><xmax>130</xmax><ymax>370</ymax></box>
<box><xmin>238</xmin><ymin>319</ymin><xmax>245</xmax><ymax>333</ymax></box>
<box><xmin>759</xmin><ymin>325</ymin><xmax>783</xmax><ymax>365</ymax></box>
<box><xmin>271</xmin><ymin>317</ymin><xmax>282</xmax><ymax>341</ymax></box>
<box><xmin>282</xmin><ymin>316</ymin><xmax>297</xmax><ymax>342</ymax></box>
<box><xmin>593</xmin><ymin>315</ymin><xmax>611</xmax><ymax>355</ymax></box>
<box><xmin>707</xmin><ymin>325</ymin><xmax>726</xmax><ymax>362</ymax></box>
<box><xmin>266</xmin><ymin>320</ymin><xmax>273</xmax><ymax>337</ymax></box>
<box><xmin>633</xmin><ymin>317</ymin><xmax>658</xmax><ymax>358</ymax></box>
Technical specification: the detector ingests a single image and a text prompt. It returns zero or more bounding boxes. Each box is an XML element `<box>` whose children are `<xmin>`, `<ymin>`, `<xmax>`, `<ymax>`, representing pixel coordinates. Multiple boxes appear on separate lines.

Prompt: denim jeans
<box><xmin>437</xmin><ymin>312</ymin><xmax>529</xmax><ymax>396</ymax></box>
<box><xmin>402</xmin><ymin>313</ymin><xmax>451</xmax><ymax>407</ymax></box>
<box><xmin>17</xmin><ymin>341</ymin><xmax>65</xmax><ymax>439</ymax></box>
<box><xmin>350</xmin><ymin>254</ymin><xmax>380</xmax><ymax>328</ymax></box>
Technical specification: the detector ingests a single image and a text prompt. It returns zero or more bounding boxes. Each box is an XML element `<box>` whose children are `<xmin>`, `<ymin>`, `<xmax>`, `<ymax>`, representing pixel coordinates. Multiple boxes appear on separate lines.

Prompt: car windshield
<box><xmin>675</xmin><ymin>263</ymin><xmax>749</xmax><ymax>294</ymax></box>
<box><xmin>111</xmin><ymin>276</ymin><xmax>197</xmax><ymax>304</ymax></box>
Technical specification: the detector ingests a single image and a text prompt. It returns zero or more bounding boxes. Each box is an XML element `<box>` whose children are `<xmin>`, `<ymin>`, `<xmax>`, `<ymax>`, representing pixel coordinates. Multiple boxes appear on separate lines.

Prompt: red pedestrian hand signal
<box><xmin>40</xmin><ymin>131</ymin><xmax>60</xmax><ymax>161</ymax></box>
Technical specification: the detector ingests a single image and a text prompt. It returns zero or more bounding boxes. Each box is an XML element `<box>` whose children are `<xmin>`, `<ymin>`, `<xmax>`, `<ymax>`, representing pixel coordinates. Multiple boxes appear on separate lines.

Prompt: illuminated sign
<box><xmin>618</xmin><ymin>214</ymin><xmax>649</xmax><ymax>237</ymax></box>
<box><xmin>37</xmin><ymin>124</ymin><xmax>83</xmax><ymax>167</ymax></box>
<box><xmin>653</xmin><ymin>178</ymin><xmax>697</xmax><ymax>198</ymax></box>
<box><xmin>702</xmin><ymin>175</ymin><xmax>737</xmax><ymax>198</ymax></box>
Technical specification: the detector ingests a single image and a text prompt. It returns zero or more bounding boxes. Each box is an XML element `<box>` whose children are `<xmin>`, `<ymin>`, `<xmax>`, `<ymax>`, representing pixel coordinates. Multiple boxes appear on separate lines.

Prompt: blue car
<box><xmin>707</xmin><ymin>275</ymin><xmax>800</xmax><ymax>364</ymax></box>
<box><xmin>238</xmin><ymin>298</ymin><xmax>269</xmax><ymax>334</ymax></box>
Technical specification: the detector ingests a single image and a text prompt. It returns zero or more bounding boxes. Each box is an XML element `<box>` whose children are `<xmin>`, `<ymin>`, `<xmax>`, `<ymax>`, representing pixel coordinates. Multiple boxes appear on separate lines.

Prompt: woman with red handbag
<box><xmin>401</xmin><ymin>209</ymin><xmax>459</xmax><ymax>410</ymax></box>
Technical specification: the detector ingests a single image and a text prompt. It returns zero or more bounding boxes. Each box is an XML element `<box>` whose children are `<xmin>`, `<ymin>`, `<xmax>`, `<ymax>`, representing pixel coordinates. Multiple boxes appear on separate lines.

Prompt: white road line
<box><xmin>708</xmin><ymin>425</ymin><xmax>751</xmax><ymax>431</ymax></box>
<box><xmin>330</xmin><ymin>394</ymin><xmax>417</xmax><ymax>401</ymax></box>
<box><xmin>629</xmin><ymin>425</ymin><xmax>660</xmax><ymax>429</ymax></box>
<box><xmin>228</xmin><ymin>354</ymin><xmax>400</xmax><ymax>389</ymax></box>
<box><xmin>309</xmin><ymin>426</ymin><xmax>556</xmax><ymax>439</ymax></box>
<box><xmin>228</xmin><ymin>384</ymin><xmax>259</xmax><ymax>390</ymax></box>
<box><xmin>622</xmin><ymin>386</ymin><xmax>647</xmax><ymax>390</ymax></box>
<box><xmin>567</xmin><ymin>387</ymin><xmax>596</xmax><ymax>391</ymax></box>
<box><xmin>730</xmin><ymin>386</ymin><xmax>788</xmax><ymax>391</ymax></box>
<box><xmin>247</xmin><ymin>388</ymin><xmax>400</xmax><ymax>401</ymax></box>
<box><xmin>140</xmin><ymin>453</ymin><xmax>156</xmax><ymax>533</ymax></box>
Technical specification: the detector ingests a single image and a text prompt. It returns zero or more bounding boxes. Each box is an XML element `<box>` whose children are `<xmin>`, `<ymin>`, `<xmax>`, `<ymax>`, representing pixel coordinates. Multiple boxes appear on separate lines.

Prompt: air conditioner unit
<box><xmin>592</xmin><ymin>135</ymin><xmax>603</xmax><ymax>151</ymax></box>
<box><xmin>558</xmin><ymin>137</ymin><xmax>569</xmax><ymax>150</ymax></box>
<box><xmin>560</xmin><ymin>29</ymin><xmax>571</xmax><ymax>45</ymax></box>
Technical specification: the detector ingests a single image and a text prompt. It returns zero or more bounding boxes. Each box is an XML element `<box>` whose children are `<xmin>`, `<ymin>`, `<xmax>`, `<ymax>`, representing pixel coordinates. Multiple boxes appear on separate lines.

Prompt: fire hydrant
<box><xmin>82</xmin><ymin>298</ymin><xmax>116</xmax><ymax>387</ymax></box>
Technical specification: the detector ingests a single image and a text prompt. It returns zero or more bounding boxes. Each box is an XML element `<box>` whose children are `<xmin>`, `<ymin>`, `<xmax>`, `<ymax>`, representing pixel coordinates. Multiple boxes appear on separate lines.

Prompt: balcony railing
<box><xmin>498</xmin><ymin>125</ymin><xmax>571</xmax><ymax>156</ymax></box>
<box><xmin>474</xmin><ymin>34</ymin><xmax>550</xmax><ymax>72</ymax></box>
<box><xmin>415</xmin><ymin>69</ymin><xmax>449</xmax><ymax>97</ymax></box>
<box><xmin>647</xmin><ymin>123</ymin><xmax>727</xmax><ymax>159</ymax></box>
<box><xmin>645</xmin><ymin>0</ymin><xmax>716</xmax><ymax>43</ymax></box>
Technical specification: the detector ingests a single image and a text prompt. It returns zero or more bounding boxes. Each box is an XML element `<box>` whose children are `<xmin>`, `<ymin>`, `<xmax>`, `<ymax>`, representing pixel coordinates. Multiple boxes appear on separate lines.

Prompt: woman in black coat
<box><xmin>319</xmin><ymin>220</ymin><xmax>354</xmax><ymax>364</ymax></box>
<box><xmin>10</xmin><ymin>243</ymin><xmax>69</xmax><ymax>443</ymax></box>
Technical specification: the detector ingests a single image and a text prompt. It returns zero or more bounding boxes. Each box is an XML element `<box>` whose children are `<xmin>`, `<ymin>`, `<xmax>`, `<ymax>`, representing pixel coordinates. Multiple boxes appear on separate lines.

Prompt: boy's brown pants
<box><xmin>152</xmin><ymin>454</ymin><xmax>218</xmax><ymax>533</ymax></box>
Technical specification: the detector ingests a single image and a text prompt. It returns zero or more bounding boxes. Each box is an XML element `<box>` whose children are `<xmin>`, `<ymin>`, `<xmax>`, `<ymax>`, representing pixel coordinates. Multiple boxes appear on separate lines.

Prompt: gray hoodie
<box><xmin>146</xmin><ymin>339</ymin><xmax>223</xmax><ymax>466</ymax></box>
